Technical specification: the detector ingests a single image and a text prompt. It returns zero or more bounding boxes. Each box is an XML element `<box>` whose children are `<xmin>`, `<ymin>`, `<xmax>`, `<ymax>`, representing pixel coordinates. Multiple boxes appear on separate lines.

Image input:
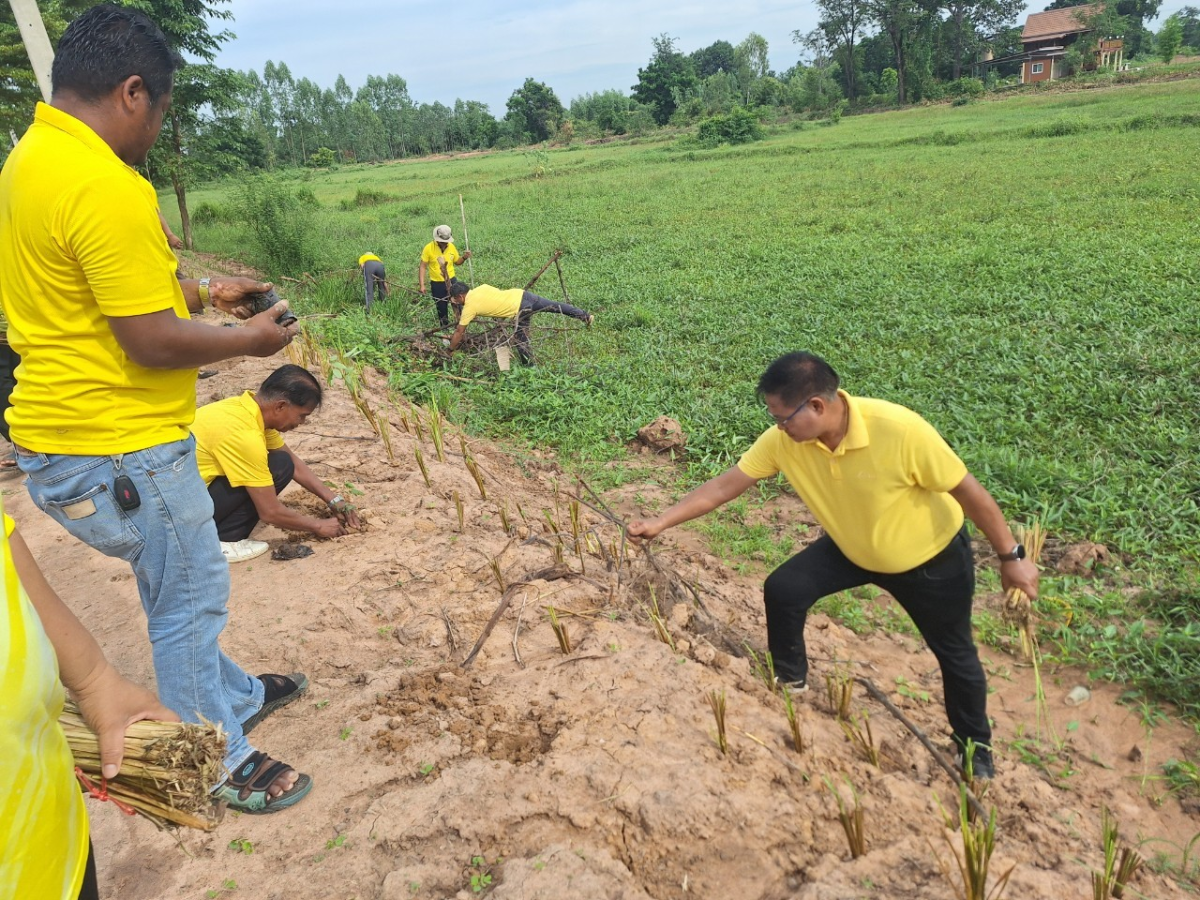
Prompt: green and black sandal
<box><xmin>240</xmin><ymin>672</ymin><xmax>308</xmax><ymax>736</ymax></box>
<box><xmin>214</xmin><ymin>752</ymin><xmax>313</xmax><ymax>814</ymax></box>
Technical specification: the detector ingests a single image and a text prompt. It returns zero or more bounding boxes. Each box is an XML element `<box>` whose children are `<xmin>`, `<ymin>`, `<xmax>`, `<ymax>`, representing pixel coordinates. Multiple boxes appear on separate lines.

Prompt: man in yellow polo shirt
<box><xmin>628</xmin><ymin>352</ymin><xmax>1039</xmax><ymax>780</ymax></box>
<box><xmin>358</xmin><ymin>252</ymin><xmax>388</xmax><ymax>312</ymax></box>
<box><xmin>193</xmin><ymin>365</ymin><xmax>361</xmax><ymax>562</ymax></box>
<box><xmin>0</xmin><ymin>7</ymin><xmax>309</xmax><ymax>814</ymax></box>
<box><xmin>447</xmin><ymin>282</ymin><xmax>592</xmax><ymax>365</ymax></box>
<box><xmin>418</xmin><ymin>224</ymin><xmax>471</xmax><ymax>327</ymax></box>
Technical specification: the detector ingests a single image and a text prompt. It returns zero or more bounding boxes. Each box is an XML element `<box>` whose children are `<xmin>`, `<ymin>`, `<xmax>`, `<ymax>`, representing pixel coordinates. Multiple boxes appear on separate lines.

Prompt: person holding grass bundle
<box><xmin>418</xmin><ymin>224</ymin><xmax>471</xmax><ymax>327</ymax></box>
<box><xmin>627</xmin><ymin>351</ymin><xmax>1039</xmax><ymax>780</ymax></box>
<box><xmin>446</xmin><ymin>281</ymin><xmax>592</xmax><ymax>365</ymax></box>
<box><xmin>2</xmin><ymin>499</ymin><xmax>177</xmax><ymax>900</ymax></box>
<box><xmin>0</xmin><ymin>5</ymin><xmax>311</xmax><ymax>815</ymax></box>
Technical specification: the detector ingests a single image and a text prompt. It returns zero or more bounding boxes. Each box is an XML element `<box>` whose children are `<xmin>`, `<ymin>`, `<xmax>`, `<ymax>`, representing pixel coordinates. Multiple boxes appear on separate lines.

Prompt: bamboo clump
<box><xmin>60</xmin><ymin>701</ymin><xmax>225</xmax><ymax>831</ymax></box>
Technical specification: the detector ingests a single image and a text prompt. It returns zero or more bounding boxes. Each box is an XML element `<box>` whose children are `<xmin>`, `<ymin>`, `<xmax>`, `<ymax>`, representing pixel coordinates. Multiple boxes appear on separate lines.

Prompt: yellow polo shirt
<box><xmin>737</xmin><ymin>391</ymin><xmax>967</xmax><ymax>573</ymax></box>
<box><xmin>0</xmin><ymin>508</ymin><xmax>88</xmax><ymax>900</ymax></box>
<box><xmin>420</xmin><ymin>241</ymin><xmax>459</xmax><ymax>281</ymax></box>
<box><xmin>192</xmin><ymin>391</ymin><xmax>285</xmax><ymax>487</ymax></box>
<box><xmin>0</xmin><ymin>103</ymin><xmax>193</xmax><ymax>455</ymax></box>
<box><xmin>358</xmin><ymin>253</ymin><xmax>381</xmax><ymax>267</ymax></box>
<box><xmin>459</xmin><ymin>285</ymin><xmax>523</xmax><ymax>327</ymax></box>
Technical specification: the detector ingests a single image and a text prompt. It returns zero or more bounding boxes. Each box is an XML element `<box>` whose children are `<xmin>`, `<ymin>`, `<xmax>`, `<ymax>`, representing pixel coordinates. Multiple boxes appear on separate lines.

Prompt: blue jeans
<box><xmin>16</xmin><ymin>436</ymin><xmax>262</xmax><ymax>770</ymax></box>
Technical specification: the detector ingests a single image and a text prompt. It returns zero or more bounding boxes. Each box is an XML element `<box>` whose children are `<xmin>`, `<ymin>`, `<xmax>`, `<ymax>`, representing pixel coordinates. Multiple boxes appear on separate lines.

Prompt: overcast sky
<box><xmin>213</xmin><ymin>0</ymin><xmax>1189</xmax><ymax>114</ymax></box>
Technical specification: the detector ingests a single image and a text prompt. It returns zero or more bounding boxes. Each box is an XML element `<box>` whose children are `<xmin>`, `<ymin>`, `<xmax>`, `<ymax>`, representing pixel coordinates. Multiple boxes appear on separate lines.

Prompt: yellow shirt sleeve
<box><xmin>902</xmin><ymin>416</ymin><xmax>968</xmax><ymax>493</ymax></box>
<box><xmin>736</xmin><ymin>428</ymin><xmax>782</xmax><ymax>480</ymax></box>
<box><xmin>55</xmin><ymin>174</ymin><xmax>183</xmax><ymax>318</ymax></box>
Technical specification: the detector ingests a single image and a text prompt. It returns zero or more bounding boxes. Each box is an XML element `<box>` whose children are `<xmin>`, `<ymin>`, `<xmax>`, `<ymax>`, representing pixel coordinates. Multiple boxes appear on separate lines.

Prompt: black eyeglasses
<box><xmin>769</xmin><ymin>396</ymin><xmax>815</xmax><ymax>427</ymax></box>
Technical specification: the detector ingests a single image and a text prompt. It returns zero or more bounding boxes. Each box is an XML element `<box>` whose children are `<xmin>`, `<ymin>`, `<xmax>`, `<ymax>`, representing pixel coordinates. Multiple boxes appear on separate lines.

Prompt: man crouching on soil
<box><xmin>627</xmin><ymin>351</ymin><xmax>1039</xmax><ymax>780</ymax></box>
<box><xmin>192</xmin><ymin>365</ymin><xmax>361</xmax><ymax>563</ymax></box>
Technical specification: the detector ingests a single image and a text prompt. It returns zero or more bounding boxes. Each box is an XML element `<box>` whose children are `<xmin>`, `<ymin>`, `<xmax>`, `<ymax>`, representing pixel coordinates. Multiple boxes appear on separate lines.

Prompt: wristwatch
<box><xmin>998</xmin><ymin>543</ymin><xmax>1026</xmax><ymax>562</ymax></box>
<box><xmin>198</xmin><ymin>277</ymin><xmax>211</xmax><ymax>306</ymax></box>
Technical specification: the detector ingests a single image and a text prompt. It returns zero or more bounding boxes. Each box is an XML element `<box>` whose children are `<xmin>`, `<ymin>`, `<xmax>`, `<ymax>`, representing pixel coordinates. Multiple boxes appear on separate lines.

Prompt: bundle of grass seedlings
<box><xmin>1003</xmin><ymin>522</ymin><xmax>1053</xmax><ymax>739</ymax></box>
<box><xmin>60</xmin><ymin>701</ymin><xmax>226</xmax><ymax>831</ymax></box>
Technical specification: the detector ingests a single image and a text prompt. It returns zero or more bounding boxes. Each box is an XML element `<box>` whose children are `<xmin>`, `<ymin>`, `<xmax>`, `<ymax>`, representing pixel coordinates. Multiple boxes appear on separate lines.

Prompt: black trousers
<box><xmin>208</xmin><ymin>449</ymin><xmax>294</xmax><ymax>542</ymax></box>
<box><xmin>77</xmin><ymin>840</ymin><xmax>99</xmax><ymax>900</ymax></box>
<box><xmin>763</xmin><ymin>527</ymin><xmax>990</xmax><ymax>749</ymax></box>
<box><xmin>0</xmin><ymin>342</ymin><xmax>19</xmax><ymax>443</ymax></box>
<box><xmin>431</xmin><ymin>278</ymin><xmax>458</xmax><ymax>327</ymax></box>
<box><xmin>513</xmin><ymin>291</ymin><xmax>590</xmax><ymax>364</ymax></box>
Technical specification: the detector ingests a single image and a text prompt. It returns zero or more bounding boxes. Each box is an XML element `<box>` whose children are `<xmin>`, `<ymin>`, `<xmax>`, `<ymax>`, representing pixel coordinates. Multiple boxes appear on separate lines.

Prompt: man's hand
<box><xmin>312</xmin><ymin>517</ymin><xmax>346</xmax><ymax>539</ymax></box>
<box><xmin>460</xmin><ymin>250</ymin><xmax>472</xmax><ymax>261</ymax></box>
<box><xmin>167</xmin><ymin>233</ymin><xmax>185</xmax><ymax>250</ymax></box>
<box><xmin>328</xmin><ymin>496</ymin><xmax>361</xmax><ymax>529</ymax></box>
<box><xmin>210</xmin><ymin>277</ymin><xmax>274</xmax><ymax>320</ymax></box>
<box><xmin>1000</xmin><ymin>558</ymin><xmax>1039</xmax><ymax>601</ymax></box>
<box><xmin>627</xmin><ymin>518</ymin><xmax>668</xmax><ymax>542</ymax></box>
<box><xmin>418</xmin><ymin>285</ymin><xmax>426</xmax><ymax>294</ymax></box>
<box><xmin>241</xmin><ymin>301</ymin><xmax>299</xmax><ymax>356</ymax></box>
<box><xmin>73</xmin><ymin>665</ymin><xmax>179</xmax><ymax>780</ymax></box>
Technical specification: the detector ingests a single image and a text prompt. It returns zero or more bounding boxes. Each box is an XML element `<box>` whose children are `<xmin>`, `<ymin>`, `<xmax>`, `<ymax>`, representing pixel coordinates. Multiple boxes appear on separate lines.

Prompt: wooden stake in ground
<box><xmin>459</xmin><ymin>194</ymin><xmax>476</xmax><ymax>284</ymax></box>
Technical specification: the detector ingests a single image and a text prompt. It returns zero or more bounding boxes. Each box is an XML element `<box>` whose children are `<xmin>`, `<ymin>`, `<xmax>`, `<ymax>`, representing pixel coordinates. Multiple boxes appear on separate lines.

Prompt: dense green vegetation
<box><xmin>176</xmin><ymin>78</ymin><xmax>1200</xmax><ymax>714</ymax></box>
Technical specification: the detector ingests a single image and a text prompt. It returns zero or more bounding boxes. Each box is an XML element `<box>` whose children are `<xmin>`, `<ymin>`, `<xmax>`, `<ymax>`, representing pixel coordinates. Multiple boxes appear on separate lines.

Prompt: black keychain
<box><xmin>113</xmin><ymin>457</ymin><xmax>140</xmax><ymax>511</ymax></box>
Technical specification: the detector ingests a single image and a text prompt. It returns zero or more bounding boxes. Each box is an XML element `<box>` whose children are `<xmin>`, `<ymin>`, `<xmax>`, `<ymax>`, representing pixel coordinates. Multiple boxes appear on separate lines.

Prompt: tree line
<box><xmin>1</xmin><ymin>0</ymin><xmax>1195</xmax><ymax>247</ymax></box>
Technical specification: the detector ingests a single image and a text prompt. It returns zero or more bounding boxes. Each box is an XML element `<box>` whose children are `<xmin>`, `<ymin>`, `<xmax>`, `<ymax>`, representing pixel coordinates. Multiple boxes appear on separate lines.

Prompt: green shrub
<box><xmin>229</xmin><ymin>175</ymin><xmax>320</xmax><ymax>276</ymax></box>
<box><xmin>306</xmin><ymin>146</ymin><xmax>336</xmax><ymax>168</ymax></box>
<box><xmin>695</xmin><ymin>106</ymin><xmax>765</xmax><ymax>147</ymax></box>
<box><xmin>339</xmin><ymin>188</ymin><xmax>398</xmax><ymax>211</ymax></box>
<box><xmin>191</xmin><ymin>201</ymin><xmax>231</xmax><ymax>226</ymax></box>
<box><xmin>946</xmin><ymin>77</ymin><xmax>985</xmax><ymax>99</ymax></box>
<box><xmin>1022</xmin><ymin>117</ymin><xmax>1090</xmax><ymax>138</ymax></box>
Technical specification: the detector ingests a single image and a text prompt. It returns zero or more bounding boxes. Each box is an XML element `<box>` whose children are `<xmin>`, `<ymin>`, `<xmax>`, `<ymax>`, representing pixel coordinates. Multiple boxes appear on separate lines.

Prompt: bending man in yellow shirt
<box><xmin>357</xmin><ymin>252</ymin><xmax>388</xmax><ymax>312</ymax></box>
<box><xmin>447</xmin><ymin>282</ymin><xmax>592</xmax><ymax>365</ymax></box>
<box><xmin>628</xmin><ymin>352</ymin><xmax>1039</xmax><ymax>781</ymax></box>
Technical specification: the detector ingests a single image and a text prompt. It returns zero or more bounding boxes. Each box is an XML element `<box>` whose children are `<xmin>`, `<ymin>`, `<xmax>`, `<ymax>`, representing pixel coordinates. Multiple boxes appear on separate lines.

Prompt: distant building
<box><xmin>978</xmin><ymin>3</ymin><xmax>1124</xmax><ymax>83</ymax></box>
<box><xmin>1018</xmin><ymin>4</ymin><xmax>1123</xmax><ymax>83</ymax></box>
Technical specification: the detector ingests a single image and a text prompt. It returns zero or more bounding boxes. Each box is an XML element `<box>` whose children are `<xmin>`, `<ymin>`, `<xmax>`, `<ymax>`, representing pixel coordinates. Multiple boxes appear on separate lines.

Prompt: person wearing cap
<box><xmin>626</xmin><ymin>351</ymin><xmax>1039</xmax><ymax>782</ymax></box>
<box><xmin>358</xmin><ymin>252</ymin><xmax>388</xmax><ymax>312</ymax></box>
<box><xmin>447</xmin><ymin>282</ymin><xmax>592</xmax><ymax>365</ymax></box>
<box><xmin>418</xmin><ymin>225</ymin><xmax>471</xmax><ymax>327</ymax></box>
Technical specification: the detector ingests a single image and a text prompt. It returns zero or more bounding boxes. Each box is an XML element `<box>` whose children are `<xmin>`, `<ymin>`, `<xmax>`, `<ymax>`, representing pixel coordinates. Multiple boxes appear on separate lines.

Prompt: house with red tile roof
<box><xmin>1018</xmin><ymin>4</ymin><xmax>1124</xmax><ymax>83</ymax></box>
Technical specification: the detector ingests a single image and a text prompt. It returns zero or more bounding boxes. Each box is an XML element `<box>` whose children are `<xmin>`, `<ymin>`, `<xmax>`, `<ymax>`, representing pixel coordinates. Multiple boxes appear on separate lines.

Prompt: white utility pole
<box><xmin>8</xmin><ymin>0</ymin><xmax>54</xmax><ymax>103</ymax></box>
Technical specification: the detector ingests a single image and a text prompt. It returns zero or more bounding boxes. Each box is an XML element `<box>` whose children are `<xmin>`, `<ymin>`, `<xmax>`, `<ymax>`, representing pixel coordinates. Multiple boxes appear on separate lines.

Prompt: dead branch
<box><xmin>524</xmin><ymin>249</ymin><xmax>564</xmax><ymax>291</ymax></box>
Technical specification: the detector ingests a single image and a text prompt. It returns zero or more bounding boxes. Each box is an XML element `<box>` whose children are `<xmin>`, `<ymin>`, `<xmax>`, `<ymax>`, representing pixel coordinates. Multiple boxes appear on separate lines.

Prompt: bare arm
<box><xmin>628</xmin><ymin>466</ymin><xmax>759</xmax><ymax>540</ymax></box>
<box><xmin>418</xmin><ymin>260</ymin><xmax>427</xmax><ymax>292</ymax></box>
<box><xmin>157</xmin><ymin>210</ymin><xmax>184</xmax><ymax>250</ymax></box>
<box><xmin>11</xmin><ymin>527</ymin><xmax>178</xmax><ymax>778</ymax></box>
<box><xmin>448</xmin><ymin>323</ymin><xmax>468</xmax><ymax>351</ymax></box>
<box><xmin>949</xmin><ymin>473</ymin><xmax>1039</xmax><ymax>599</ymax></box>
<box><xmin>282</xmin><ymin>444</ymin><xmax>362</xmax><ymax>529</ymax></box>
<box><xmin>245</xmin><ymin>484</ymin><xmax>345</xmax><ymax>538</ymax></box>
<box><xmin>107</xmin><ymin>302</ymin><xmax>297</xmax><ymax>369</ymax></box>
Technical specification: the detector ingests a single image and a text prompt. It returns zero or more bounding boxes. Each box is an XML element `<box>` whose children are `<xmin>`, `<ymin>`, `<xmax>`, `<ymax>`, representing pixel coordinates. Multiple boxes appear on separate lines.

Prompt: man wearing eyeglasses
<box><xmin>627</xmin><ymin>351</ymin><xmax>1039</xmax><ymax>780</ymax></box>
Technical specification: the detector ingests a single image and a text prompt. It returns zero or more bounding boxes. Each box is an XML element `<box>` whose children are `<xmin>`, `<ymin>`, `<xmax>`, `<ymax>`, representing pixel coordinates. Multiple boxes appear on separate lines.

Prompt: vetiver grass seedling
<box><xmin>646</xmin><ymin>586</ymin><xmax>674</xmax><ymax>650</ymax></box>
<box><xmin>825</xmin><ymin>776</ymin><xmax>866</xmax><ymax>859</ymax></box>
<box><xmin>825</xmin><ymin>668</ymin><xmax>854</xmax><ymax>721</ymax></box>
<box><xmin>413</xmin><ymin>444</ymin><xmax>431</xmax><ymax>488</ymax></box>
<box><xmin>840</xmin><ymin>712</ymin><xmax>880</xmax><ymax>768</ymax></box>
<box><xmin>1092</xmin><ymin>807</ymin><xmax>1143</xmax><ymax>899</ymax></box>
<box><xmin>935</xmin><ymin>786</ymin><xmax>1013</xmax><ymax>900</ymax></box>
<box><xmin>498</xmin><ymin>502</ymin><xmax>512</xmax><ymax>535</ymax></box>
<box><xmin>708</xmin><ymin>689</ymin><xmax>728</xmax><ymax>755</ymax></box>
<box><xmin>547</xmin><ymin>606</ymin><xmax>571</xmax><ymax>654</ymax></box>
<box><xmin>454</xmin><ymin>490</ymin><xmax>464</xmax><ymax>531</ymax></box>
<box><xmin>489</xmin><ymin>557</ymin><xmax>506</xmax><ymax>593</ymax></box>
<box><xmin>782</xmin><ymin>685</ymin><xmax>805</xmax><ymax>754</ymax></box>
<box><xmin>427</xmin><ymin>395</ymin><xmax>445</xmax><ymax>462</ymax></box>
<box><xmin>746</xmin><ymin>644</ymin><xmax>777</xmax><ymax>694</ymax></box>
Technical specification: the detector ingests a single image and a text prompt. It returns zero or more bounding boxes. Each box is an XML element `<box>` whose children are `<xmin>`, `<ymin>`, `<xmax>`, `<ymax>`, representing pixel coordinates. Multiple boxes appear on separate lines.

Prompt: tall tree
<box><xmin>1178</xmin><ymin>6</ymin><xmax>1200</xmax><ymax>47</ymax></box>
<box><xmin>1156</xmin><ymin>12</ymin><xmax>1183</xmax><ymax>61</ymax></box>
<box><xmin>734</xmin><ymin>32</ymin><xmax>771</xmax><ymax>104</ymax></box>
<box><xmin>690</xmin><ymin>39</ymin><xmax>736</xmax><ymax>78</ymax></box>
<box><xmin>867</xmin><ymin>0</ymin><xmax>927</xmax><ymax>103</ymax></box>
<box><xmin>122</xmin><ymin>0</ymin><xmax>236</xmax><ymax>249</ymax></box>
<box><xmin>816</xmin><ymin>0</ymin><xmax>871</xmax><ymax>99</ymax></box>
<box><xmin>505</xmin><ymin>77</ymin><xmax>563</xmax><ymax>142</ymax></box>
<box><xmin>631</xmin><ymin>34</ymin><xmax>697</xmax><ymax>124</ymax></box>
<box><xmin>939</xmin><ymin>0</ymin><xmax>1024</xmax><ymax>78</ymax></box>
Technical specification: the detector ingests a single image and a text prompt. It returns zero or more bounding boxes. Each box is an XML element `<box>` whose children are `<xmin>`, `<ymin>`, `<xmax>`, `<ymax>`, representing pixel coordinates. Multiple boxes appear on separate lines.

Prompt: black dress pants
<box><xmin>208</xmin><ymin>449</ymin><xmax>294</xmax><ymax>542</ymax></box>
<box><xmin>762</xmin><ymin>526</ymin><xmax>989</xmax><ymax>749</ymax></box>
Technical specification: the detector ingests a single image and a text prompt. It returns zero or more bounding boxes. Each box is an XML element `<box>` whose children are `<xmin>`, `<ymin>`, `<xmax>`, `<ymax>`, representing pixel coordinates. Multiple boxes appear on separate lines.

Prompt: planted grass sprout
<box><xmin>936</xmin><ymin>786</ymin><xmax>1013</xmax><ymax>900</ymax></box>
<box><xmin>825</xmin><ymin>668</ymin><xmax>854</xmax><ymax>721</ymax></box>
<box><xmin>548</xmin><ymin>606</ymin><xmax>571</xmax><ymax>654</ymax></box>
<box><xmin>825</xmin><ymin>776</ymin><xmax>867</xmax><ymax>859</ymax></box>
<box><xmin>782</xmin><ymin>685</ymin><xmax>806</xmax><ymax>754</ymax></box>
<box><xmin>708</xmin><ymin>689</ymin><xmax>728</xmax><ymax>755</ymax></box>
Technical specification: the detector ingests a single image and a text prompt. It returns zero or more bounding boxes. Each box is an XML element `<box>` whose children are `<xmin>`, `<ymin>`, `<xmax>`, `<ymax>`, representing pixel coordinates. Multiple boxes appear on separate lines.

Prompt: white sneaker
<box><xmin>221</xmin><ymin>539</ymin><xmax>269</xmax><ymax>563</ymax></box>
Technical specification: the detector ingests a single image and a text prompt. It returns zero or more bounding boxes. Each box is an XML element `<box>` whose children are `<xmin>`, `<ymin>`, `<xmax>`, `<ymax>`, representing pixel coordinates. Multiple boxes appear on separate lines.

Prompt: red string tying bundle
<box><xmin>74</xmin><ymin>766</ymin><xmax>137</xmax><ymax>817</ymax></box>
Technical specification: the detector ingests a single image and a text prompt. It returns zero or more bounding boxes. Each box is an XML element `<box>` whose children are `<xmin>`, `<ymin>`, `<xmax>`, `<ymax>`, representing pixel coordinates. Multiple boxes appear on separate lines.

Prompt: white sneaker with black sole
<box><xmin>221</xmin><ymin>539</ymin><xmax>269</xmax><ymax>564</ymax></box>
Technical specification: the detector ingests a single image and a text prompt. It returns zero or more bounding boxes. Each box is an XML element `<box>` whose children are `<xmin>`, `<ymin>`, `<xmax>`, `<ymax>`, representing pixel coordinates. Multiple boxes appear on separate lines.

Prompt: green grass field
<box><xmin>174</xmin><ymin>79</ymin><xmax>1200</xmax><ymax>569</ymax></box>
